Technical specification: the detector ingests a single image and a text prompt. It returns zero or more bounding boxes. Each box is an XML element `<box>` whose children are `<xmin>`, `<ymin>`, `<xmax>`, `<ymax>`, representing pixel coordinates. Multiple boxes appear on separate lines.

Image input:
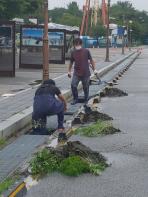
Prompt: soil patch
<box><xmin>72</xmin><ymin>105</ymin><xmax>113</xmax><ymax>125</ymax></box>
<box><xmin>30</xmin><ymin>141</ymin><xmax>108</xmax><ymax>177</ymax></box>
<box><xmin>50</xmin><ymin>141</ymin><xmax>106</xmax><ymax>163</ymax></box>
<box><xmin>82</xmin><ymin>111</ymin><xmax>113</xmax><ymax>122</ymax></box>
<box><xmin>101</xmin><ymin>87</ymin><xmax>128</xmax><ymax>97</ymax></box>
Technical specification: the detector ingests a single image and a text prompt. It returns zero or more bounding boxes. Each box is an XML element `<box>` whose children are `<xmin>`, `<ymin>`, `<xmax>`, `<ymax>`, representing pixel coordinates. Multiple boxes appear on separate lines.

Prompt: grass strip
<box><xmin>0</xmin><ymin>138</ymin><xmax>6</xmax><ymax>149</ymax></box>
<box><xmin>0</xmin><ymin>177</ymin><xmax>15</xmax><ymax>195</ymax></box>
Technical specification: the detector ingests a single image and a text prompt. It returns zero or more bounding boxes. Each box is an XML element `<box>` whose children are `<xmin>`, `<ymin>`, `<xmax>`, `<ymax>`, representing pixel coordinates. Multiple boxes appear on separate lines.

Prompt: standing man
<box><xmin>68</xmin><ymin>38</ymin><xmax>96</xmax><ymax>105</ymax></box>
<box><xmin>32</xmin><ymin>79</ymin><xmax>67</xmax><ymax>142</ymax></box>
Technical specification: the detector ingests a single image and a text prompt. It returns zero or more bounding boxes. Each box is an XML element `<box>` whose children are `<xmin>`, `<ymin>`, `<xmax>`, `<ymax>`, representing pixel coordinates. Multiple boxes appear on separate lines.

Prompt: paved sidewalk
<box><xmin>0</xmin><ymin>48</ymin><xmax>130</xmax><ymax>124</ymax></box>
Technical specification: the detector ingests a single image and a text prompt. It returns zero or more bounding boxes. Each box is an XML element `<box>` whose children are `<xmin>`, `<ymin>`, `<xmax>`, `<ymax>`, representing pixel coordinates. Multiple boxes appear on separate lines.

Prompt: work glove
<box><xmin>93</xmin><ymin>69</ymin><xmax>98</xmax><ymax>75</ymax></box>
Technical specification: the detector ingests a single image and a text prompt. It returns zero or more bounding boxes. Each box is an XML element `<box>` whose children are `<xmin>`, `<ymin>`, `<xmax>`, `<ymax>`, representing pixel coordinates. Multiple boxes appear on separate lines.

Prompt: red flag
<box><xmin>102</xmin><ymin>0</ymin><xmax>108</xmax><ymax>26</ymax></box>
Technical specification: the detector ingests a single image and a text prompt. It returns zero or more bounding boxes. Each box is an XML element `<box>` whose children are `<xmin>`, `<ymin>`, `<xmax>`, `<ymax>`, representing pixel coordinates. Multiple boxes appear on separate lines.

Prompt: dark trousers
<box><xmin>71</xmin><ymin>75</ymin><xmax>90</xmax><ymax>101</ymax></box>
<box><xmin>32</xmin><ymin>102</ymin><xmax>64</xmax><ymax>130</ymax></box>
<box><xmin>56</xmin><ymin>110</ymin><xmax>64</xmax><ymax>129</ymax></box>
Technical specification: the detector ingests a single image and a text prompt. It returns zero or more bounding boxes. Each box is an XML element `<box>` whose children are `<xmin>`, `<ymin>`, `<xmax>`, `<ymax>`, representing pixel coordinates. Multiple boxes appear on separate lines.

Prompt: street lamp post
<box><xmin>129</xmin><ymin>29</ymin><xmax>133</xmax><ymax>51</ymax></box>
<box><xmin>122</xmin><ymin>26</ymin><xmax>125</xmax><ymax>55</ymax></box>
<box><xmin>105</xmin><ymin>0</ymin><xmax>111</xmax><ymax>62</ymax></box>
<box><xmin>43</xmin><ymin>0</ymin><xmax>49</xmax><ymax>81</ymax></box>
<box><xmin>128</xmin><ymin>20</ymin><xmax>133</xmax><ymax>51</ymax></box>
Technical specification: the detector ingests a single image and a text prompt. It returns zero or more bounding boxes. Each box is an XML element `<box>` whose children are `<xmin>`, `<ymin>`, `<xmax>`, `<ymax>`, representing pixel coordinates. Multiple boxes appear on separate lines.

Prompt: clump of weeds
<box><xmin>30</xmin><ymin>149</ymin><xmax>60</xmax><ymax>177</ymax></box>
<box><xmin>29</xmin><ymin>143</ymin><xmax>108</xmax><ymax>178</ymax></box>
<box><xmin>59</xmin><ymin>156</ymin><xmax>90</xmax><ymax>176</ymax></box>
<box><xmin>0</xmin><ymin>175</ymin><xmax>18</xmax><ymax>195</ymax></box>
<box><xmin>0</xmin><ymin>138</ymin><xmax>6</xmax><ymax>149</ymax></box>
<box><xmin>75</xmin><ymin>120</ymin><xmax>120</xmax><ymax>137</ymax></box>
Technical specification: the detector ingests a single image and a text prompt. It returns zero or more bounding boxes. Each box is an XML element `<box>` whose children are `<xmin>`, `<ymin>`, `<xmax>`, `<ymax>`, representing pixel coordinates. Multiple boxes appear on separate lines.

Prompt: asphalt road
<box><xmin>26</xmin><ymin>47</ymin><xmax>148</xmax><ymax>197</ymax></box>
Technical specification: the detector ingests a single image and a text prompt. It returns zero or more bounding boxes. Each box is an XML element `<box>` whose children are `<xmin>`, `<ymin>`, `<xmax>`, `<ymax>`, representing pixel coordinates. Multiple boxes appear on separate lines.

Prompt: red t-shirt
<box><xmin>70</xmin><ymin>48</ymin><xmax>92</xmax><ymax>77</ymax></box>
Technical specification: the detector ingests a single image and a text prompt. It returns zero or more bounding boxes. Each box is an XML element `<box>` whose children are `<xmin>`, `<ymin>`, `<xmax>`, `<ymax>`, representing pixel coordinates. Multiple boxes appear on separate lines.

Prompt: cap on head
<box><xmin>43</xmin><ymin>79</ymin><xmax>55</xmax><ymax>86</ymax></box>
<box><xmin>74</xmin><ymin>38</ymin><xmax>82</xmax><ymax>46</ymax></box>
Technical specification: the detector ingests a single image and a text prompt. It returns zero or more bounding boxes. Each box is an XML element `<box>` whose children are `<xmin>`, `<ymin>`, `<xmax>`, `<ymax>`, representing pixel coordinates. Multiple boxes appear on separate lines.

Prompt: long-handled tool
<box><xmin>90</xmin><ymin>72</ymin><xmax>108</xmax><ymax>85</ymax></box>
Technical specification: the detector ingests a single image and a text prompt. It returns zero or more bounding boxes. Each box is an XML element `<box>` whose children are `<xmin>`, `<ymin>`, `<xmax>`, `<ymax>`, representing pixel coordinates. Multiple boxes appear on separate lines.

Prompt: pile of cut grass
<box><xmin>30</xmin><ymin>148</ymin><xmax>108</xmax><ymax>177</ymax></box>
<box><xmin>30</xmin><ymin>149</ymin><xmax>60</xmax><ymax>177</ymax></box>
<box><xmin>59</xmin><ymin>156</ymin><xmax>90</xmax><ymax>176</ymax></box>
<box><xmin>75</xmin><ymin>120</ymin><xmax>120</xmax><ymax>137</ymax></box>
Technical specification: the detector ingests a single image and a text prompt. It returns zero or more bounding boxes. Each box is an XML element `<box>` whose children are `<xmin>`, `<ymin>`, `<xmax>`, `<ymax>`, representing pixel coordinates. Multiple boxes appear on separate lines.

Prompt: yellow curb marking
<box><xmin>8</xmin><ymin>182</ymin><xmax>26</xmax><ymax>197</ymax></box>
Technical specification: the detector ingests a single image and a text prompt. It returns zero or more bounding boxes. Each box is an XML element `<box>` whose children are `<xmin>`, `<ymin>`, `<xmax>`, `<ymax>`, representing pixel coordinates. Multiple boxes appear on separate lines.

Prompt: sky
<box><xmin>48</xmin><ymin>0</ymin><xmax>148</xmax><ymax>12</ymax></box>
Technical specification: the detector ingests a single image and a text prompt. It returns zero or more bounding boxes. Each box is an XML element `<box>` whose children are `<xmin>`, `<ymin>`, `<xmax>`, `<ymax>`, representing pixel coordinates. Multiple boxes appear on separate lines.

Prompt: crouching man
<box><xmin>32</xmin><ymin>79</ymin><xmax>67</xmax><ymax>142</ymax></box>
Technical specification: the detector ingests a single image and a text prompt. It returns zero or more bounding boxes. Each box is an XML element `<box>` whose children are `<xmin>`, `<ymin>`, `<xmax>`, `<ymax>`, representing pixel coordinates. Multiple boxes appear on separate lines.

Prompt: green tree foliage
<box><xmin>49</xmin><ymin>8</ymin><xmax>67</xmax><ymax>23</ymax></box>
<box><xmin>111</xmin><ymin>1</ymin><xmax>137</xmax><ymax>23</ymax></box>
<box><xmin>49</xmin><ymin>2</ymin><xmax>82</xmax><ymax>27</ymax></box>
<box><xmin>48</xmin><ymin>2</ymin><xmax>105</xmax><ymax>37</ymax></box>
<box><xmin>110</xmin><ymin>1</ymin><xmax>148</xmax><ymax>42</ymax></box>
<box><xmin>0</xmin><ymin>0</ymin><xmax>43</xmax><ymax>19</ymax></box>
<box><xmin>58</xmin><ymin>13</ymin><xmax>82</xmax><ymax>26</ymax></box>
<box><xmin>0</xmin><ymin>0</ymin><xmax>147</xmax><ymax>42</ymax></box>
<box><xmin>67</xmin><ymin>1</ymin><xmax>82</xmax><ymax>17</ymax></box>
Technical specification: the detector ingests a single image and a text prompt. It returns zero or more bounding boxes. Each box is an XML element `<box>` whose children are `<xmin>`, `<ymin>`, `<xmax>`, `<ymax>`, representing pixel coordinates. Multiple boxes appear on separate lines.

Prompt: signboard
<box><xmin>0</xmin><ymin>21</ymin><xmax>15</xmax><ymax>76</ymax></box>
<box><xmin>118</xmin><ymin>27</ymin><xmax>124</xmax><ymax>36</ymax></box>
<box><xmin>20</xmin><ymin>25</ymin><xmax>65</xmax><ymax>68</ymax></box>
<box><xmin>22</xmin><ymin>28</ymin><xmax>64</xmax><ymax>46</ymax></box>
<box><xmin>22</xmin><ymin>28</ymin><xmax>43</xmax><ymax>46</ymax></box>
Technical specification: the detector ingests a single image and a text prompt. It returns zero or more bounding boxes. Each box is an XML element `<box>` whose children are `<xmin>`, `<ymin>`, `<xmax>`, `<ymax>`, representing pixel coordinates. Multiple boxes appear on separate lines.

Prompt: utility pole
<box><xmin>105</xmin><ymin>0</ymin><xmax>110</xmax><ymax>62</ymax></box>
<box><xmin>129</xmin><ymin>29</ymin><xmax>133</xmax><ymax>51</ymax></box>
<box><xmin>122</xmin><ymin>33</ymin><xmax>125</xmax><ymax>54</ymax></box>
<box><xmin>43</xmin><ymin>0</ymin><xmax>49</xmax><ymax>81</ymax></box>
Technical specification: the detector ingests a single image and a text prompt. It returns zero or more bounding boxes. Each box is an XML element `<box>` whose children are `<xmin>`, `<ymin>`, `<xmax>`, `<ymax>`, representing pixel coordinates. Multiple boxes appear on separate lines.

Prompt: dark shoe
<box><xmin>71</xmin><ymin>99</ymin><xmax>78</xmax><ymax>105</ymax></box>
<box><xmin>31</xmin><ymin>127</ymin><xmax>49</xmax><ymax>135</ymax></box>
<box><xmin>58</xmin><ymin>132</ymin><xmax>67</xmax><ymax>143</ymax></box>
<box><xmin>84</xmin><ymin>99</ymin><xmax>88</xmax><ymax>104</ymax></box>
